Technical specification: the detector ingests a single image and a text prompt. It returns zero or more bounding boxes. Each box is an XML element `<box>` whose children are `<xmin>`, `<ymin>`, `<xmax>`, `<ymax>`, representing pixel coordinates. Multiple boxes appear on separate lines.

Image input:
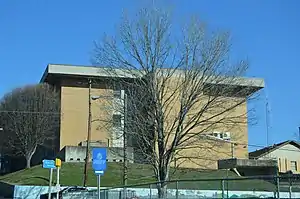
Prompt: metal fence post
<box><xmin>149</xmin><ymin>183</ymin><xmax>152</xmax><ymax>199</ymax></box>
<box><xmin>221</xmin><ymin>179</ymin><xmax>225</xmax><ymax>199</ymax></box>
<box><xmin>176</xmin><ymin>180</ymin><xmax>179</xmax><ymax>199</ymax></box>
<box><xmin>102</xmin><ymin>190</ymin><xmax>104</xmax><ymax>199</ymax></box>
<box><xmin>289</xmin><ymin>174</ymin><xmax>292</xmax><ymax>199</ymax></box>
<box><xmin>226</xmin><ymin>169</ymin><xmax>229</xmax><ymax>199</ymax></box>
<box><xmin>276</xmin><ymin>175</ymin><xmax>280</xmax><ymax>199</ymax></box>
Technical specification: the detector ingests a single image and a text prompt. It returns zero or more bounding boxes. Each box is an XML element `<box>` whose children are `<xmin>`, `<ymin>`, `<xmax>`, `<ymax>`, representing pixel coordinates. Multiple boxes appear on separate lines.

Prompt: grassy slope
<box><xmin>0</xmin><ymin>162</ymin><xmax>277</xmax><ymax>191</ymax></box>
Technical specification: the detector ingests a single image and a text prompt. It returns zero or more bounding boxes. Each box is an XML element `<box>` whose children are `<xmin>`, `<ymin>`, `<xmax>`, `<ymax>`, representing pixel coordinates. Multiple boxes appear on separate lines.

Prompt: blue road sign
<box><xmin>92</xmin><ymin>148</ymin><xmax>107</xmax><ymax>172</ymax></box>
<box><xmin>42</xmin><ymin>159</ymin><xmax>56</xmax><ymax>169</ymax></box>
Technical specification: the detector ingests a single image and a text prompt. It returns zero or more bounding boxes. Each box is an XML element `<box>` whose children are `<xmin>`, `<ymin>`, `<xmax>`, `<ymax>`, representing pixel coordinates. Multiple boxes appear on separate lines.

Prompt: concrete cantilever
<box><xmin>40</xmin><ymin>64</ymin><xmax>264</xmax><ymax>96</ymax></box>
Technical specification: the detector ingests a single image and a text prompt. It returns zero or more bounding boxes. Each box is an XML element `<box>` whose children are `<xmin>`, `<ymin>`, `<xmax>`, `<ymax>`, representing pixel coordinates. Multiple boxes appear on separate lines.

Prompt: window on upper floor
<box><xmin>113</xmin><ymin>90</ymin><xmax>121</xmax><ymax>98</ymax></box>
<box><xmin>291</xmin><ymin>161</ymin><xmax>297</xmax><ymax>172</ymax></box>
<box><xmin>208</xmin><ymin>132</ymin><xmax>231</xmax><ymax>141</ymax></box>
<box><xmin>112</xmin><ymin>114</ymin><xmax>122</xmax><ymax>128</ymax></box>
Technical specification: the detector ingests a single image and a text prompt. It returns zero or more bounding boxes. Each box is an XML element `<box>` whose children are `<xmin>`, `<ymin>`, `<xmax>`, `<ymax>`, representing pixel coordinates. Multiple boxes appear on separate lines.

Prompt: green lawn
<box><xmin>0</xmin><ymin>162</ymin><xmax>277</xmax><ymax>191</ymax></box>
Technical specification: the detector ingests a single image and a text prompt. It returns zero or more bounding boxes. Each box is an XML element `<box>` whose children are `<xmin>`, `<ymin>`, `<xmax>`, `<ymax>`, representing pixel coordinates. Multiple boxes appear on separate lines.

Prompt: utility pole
<box><xmin>83</xmin><ymin>79</ymin><xmax>92</xmax><ymax>187</ymax></box>
<box><xmin>231</xmin><ymin>142</ymin><xmax>234</xmax><ymax>159</ymax></box>
<box><xmin>123</xmin><ymin>93</ymin><xmax>128</xmax><ymax>197</ymax></box>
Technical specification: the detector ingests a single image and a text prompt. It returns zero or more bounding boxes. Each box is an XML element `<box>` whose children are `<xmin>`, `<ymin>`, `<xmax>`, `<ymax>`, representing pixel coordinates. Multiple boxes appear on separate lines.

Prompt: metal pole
<box><xmin>97</xmin><ymin>174</ymin><xmax>101</xmax><ymax>199</ymax></box>
<box><xmin>123</xmin><ymin>92</ymin><xmax>128</xmax><ymax>198</ymax></box>
<box><xmin>221</xmin><ymin>179</ymin><xmax>225</xmax><ymax>199</ymax></box>
<box><xmin>83</xmin><ymin>79</ymin><xmax>92</xmax><ymax>187</ymax></box>
<box><xmin>48</xmin><ymin>168</ymin><xmax>53</xmax><ymax>199</ymax></box>
<box><xmin>276</xmin><ymin>175</ymin><xmax>280</xmax><ymax>199</ymax></box>
<box><xmin>56</xmin><ymin>167</ymin><xmax>60</xmax><ymax>199</ymax></box>
<box><xmin>149</xmin><ymin>184</ymin><xmax>152</xmax><ymax>199</ymax></box>
<box><xmin>231</xmin><ymin>143</ymin><xmax>234</xmax><ymax>159</ymax></box>
<box><xmin>226</xmin><ymin>169</ymin><xmax>229</xmax><ymax>199</ymax></box>
<box><xmin>175</xmin><ymin>181</ymin><xmax>179</xmax><ymax>199</ymax></box>
<box><xmin>289</xmin><ymin>174</ymin><xmax>292</xmax><ymax>199</ymax></box>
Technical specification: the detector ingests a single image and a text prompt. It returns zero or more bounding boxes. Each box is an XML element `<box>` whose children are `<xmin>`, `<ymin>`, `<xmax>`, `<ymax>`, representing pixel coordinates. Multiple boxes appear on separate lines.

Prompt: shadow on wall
<box><xmin>0</xmin><ymin>181</ymin><xmax>14</xmax><ymax>198</ymax></box>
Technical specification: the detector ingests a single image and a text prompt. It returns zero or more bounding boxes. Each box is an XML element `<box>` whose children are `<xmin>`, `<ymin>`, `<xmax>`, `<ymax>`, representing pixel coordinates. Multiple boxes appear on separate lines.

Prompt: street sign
<box><xmin>42</xmin><ymin>159</ymin><xmax>56</xmax><ymax>169</ymax></box>
<box><xmin>92</xmin><ymin>148</ymin><xmax>107</xmax><ymax>172</ymax></box>
<box><xmin>55</xmin><ymin>158</ymin><xmax>62</xmax><ymax>167</ymax></box>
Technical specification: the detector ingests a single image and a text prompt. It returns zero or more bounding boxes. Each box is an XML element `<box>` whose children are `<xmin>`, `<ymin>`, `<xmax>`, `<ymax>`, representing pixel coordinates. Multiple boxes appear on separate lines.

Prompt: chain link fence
<box><xmin>59</xmin><ymin>175</ymin><xmax>300</xmax><ymax>199</ymax></box>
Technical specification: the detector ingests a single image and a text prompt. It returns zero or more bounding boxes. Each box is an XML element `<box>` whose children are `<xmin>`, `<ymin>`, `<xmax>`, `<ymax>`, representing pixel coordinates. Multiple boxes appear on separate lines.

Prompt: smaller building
<box><xmin>249</xmin><ymin>140</ymin><xmax>300</xmax><ymax>174</ymax></box>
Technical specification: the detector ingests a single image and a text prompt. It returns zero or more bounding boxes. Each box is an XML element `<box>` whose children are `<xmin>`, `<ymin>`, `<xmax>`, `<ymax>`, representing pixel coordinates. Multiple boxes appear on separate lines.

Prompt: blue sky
<box><xmin>0</xmin><ymin>0</ymin><xmax>299</xmax><ymax>151</ymax></box>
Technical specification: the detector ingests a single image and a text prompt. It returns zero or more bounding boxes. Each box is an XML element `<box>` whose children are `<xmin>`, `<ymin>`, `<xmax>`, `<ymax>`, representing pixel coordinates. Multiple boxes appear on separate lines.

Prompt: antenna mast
<box><xmin>266</xmin><ymin>96</ymin><xmax>270</xmax><ymax>146</ymax></box>
<box><xmin>265</xmin><ymin>88</ymin><xmax>272</xmax><ymax>147</ymax></box>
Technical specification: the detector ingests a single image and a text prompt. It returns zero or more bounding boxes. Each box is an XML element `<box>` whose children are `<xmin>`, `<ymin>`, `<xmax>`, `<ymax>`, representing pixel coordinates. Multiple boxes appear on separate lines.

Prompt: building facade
<box><xmin>41</xmin><ymin>64</ymin><xmax>264</xmax><ymax>169</ymax></box>
<box><xmin>249</xmin><ymin>140</ymin><xmax>300</xmax><ymax>174</ymax></box>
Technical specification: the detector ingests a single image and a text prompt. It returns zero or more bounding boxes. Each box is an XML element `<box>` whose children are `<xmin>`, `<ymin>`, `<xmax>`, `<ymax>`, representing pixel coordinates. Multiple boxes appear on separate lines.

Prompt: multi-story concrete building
<box><xmin>41</xmin><ymin>64</ymin><xmax>264</xmax><ymax>169</ymax></box>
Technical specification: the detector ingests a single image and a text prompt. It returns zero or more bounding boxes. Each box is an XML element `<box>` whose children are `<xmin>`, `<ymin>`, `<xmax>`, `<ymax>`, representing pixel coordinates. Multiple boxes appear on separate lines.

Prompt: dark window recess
<box><xmin>77</xmin><ymin>158</ymin><xmax>80</xmax><ymax>161</ymax></box>
<box><xmin>114</xmin><ymin>90</ymin><xmax>121</xmax><ymax>98</ymax></box>
<box><xmin>113</xmin><ymin>114</ymin><xmax>122</xmax><ymax>127</ymax></box>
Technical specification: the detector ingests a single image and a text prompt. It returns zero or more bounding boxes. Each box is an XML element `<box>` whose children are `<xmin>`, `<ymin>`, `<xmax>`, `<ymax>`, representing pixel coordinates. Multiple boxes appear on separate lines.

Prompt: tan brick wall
<box><xmin>59</xmin><ymin>76</ymin><xmax>250</xmax><ymax>169</ymax></box>
<box><xmin>171</xmin><ymin>100</ymin><xmax>248</xmax><ymax>169</ymax></box>
<box><xmin>60</xmin><ymin>79</ymin><xmax>113</xmax><ymax>149</ymax></box>
<box><xmin>159</xmin><ymin>76</ymin><xmax>249</xmax><ymax>169</ymax></box>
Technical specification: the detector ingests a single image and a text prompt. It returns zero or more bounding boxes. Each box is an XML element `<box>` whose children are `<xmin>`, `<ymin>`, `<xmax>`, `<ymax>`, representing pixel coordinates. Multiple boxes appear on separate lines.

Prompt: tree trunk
<box><xmin>25</xmin><ymin>155</ymin><xmax>32</xmax><ymax>168</ymax></box>
<box><xmin>157</xmin><ymin>183</ymin><xmax>167</xmax><ymax>199</ymax></box>
<box><xmin>25</xmin><ymin>146</ymin><xmax>37</xmax><ymax>169</ymax></box>
<box><xmin>156</xmin><ymin>165</ymin><xmax>170</xmax><ymax>199</ymax></box>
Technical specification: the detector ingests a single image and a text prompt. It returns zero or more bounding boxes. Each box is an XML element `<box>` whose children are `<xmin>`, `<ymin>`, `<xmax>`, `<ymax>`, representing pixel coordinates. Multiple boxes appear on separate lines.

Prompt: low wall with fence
<box><xmin>12</xmin><ymin>175</ymin><xmax>300</xmax><ymax>199</ymax></box>
<box><xmin>96</xmin><ymin>175</ymin><xmax>300</xmax><ymax>199</ymax></box>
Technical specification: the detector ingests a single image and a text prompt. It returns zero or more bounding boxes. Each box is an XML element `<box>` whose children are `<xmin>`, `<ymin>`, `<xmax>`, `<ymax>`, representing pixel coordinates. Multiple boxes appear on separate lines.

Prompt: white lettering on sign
<box><xmin>94</xmin><ymin>159</ymin><xmax>106</xmax><ymax>165</ymax></box>
<box><xmin>94</xmin><ymin>152</ymin><xmax>106</xmax><ymax>165</ymax></box>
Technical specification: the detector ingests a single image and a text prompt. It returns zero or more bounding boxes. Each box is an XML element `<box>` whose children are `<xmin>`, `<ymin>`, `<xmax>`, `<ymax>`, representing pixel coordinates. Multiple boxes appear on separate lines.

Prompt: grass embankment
<box><xmin>0</xmin><ymin>162</ymin><xmax>277</xmax><ymax>191</ymax></box>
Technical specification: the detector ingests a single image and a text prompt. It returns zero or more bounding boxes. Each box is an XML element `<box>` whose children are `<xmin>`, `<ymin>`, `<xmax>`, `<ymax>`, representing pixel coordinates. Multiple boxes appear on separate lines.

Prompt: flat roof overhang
<box><xmin>41</xmin><ymin>64</ymin><xmax>264</xmax><ymax>96</ymax></box>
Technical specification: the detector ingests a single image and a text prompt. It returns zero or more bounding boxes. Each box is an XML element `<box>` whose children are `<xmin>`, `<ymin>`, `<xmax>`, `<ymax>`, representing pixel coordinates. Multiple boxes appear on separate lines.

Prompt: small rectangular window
<box><xmin>113</xmin><ymin>90</ymin><xmax>121</xmax><ymax>98</ymax></box>
<box><xmin>291</xmin><ymin>161</ymin><xmax>297</xmax><ymax>171</ymax></box>
<box><xmin>112</xmin><ymin>114</ymin><xmax>122</xmax><ymax>127</ymax></box>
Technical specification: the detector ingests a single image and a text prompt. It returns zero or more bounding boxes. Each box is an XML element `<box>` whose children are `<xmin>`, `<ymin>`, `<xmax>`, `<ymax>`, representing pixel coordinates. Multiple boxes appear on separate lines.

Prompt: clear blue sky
<box><xmin>1</xmin><ymin>0</ymin><xmax>299</xmax><ymax>151</ymax></box>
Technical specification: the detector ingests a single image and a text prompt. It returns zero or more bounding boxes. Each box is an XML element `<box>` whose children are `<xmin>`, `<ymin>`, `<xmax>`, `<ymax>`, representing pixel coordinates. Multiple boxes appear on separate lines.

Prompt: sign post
<box><xmin>42</xmin><ymin>160</ymin><xmax>56</xmax><ymax>199</ymax></box>
<box><xmin>55</xmin><ymin>158</ymin><xmax>62</xmax><ymax>199</ymax></box>
<box><xmin>92</xmin><ymin>148</ymin><xmax>107</xmax><ymax>199</ymax></box>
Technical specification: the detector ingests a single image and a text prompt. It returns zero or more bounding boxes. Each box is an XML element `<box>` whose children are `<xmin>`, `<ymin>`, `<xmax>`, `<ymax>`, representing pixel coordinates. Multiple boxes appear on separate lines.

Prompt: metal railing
<box><xmin>61</xmin><ymin>175</ymin><xmax>300</xmax><ymax>199</ymax></box>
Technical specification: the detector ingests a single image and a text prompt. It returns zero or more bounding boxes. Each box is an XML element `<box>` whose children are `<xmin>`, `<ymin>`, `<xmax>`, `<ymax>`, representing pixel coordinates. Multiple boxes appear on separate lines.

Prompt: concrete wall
<box><xmin>259</xmin><ymin>144</ymin><xmax>300</xmax><ymax>173</ymax></box>
<box><xmin>57</xmin><ymin>146</ymin><xmax>134</xmax><ymax>163</ymax></box>
<box><xmin>12</xmin><ymin>185</ymin><xmax>300</xmax><ymax>199</ymax></box>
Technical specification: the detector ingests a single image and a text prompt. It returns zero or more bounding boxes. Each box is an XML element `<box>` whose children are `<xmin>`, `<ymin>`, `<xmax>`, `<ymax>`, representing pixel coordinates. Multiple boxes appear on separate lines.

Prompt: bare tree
<box><xmin>93</xmin><ymin>8</ymin><xmax>260</xmax><ymax>198</ymax></box>
<box><xmin>0</xmin><ymin>83</ymin><xmax>60</xmax><ymax>168</ymax></box>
